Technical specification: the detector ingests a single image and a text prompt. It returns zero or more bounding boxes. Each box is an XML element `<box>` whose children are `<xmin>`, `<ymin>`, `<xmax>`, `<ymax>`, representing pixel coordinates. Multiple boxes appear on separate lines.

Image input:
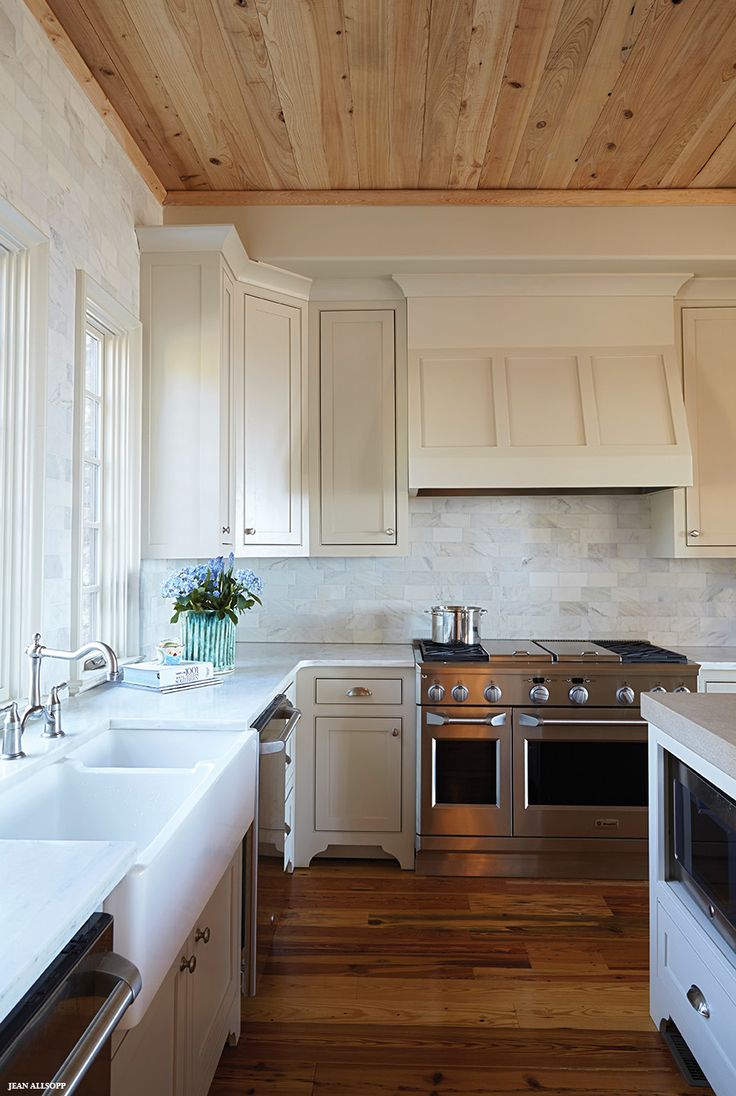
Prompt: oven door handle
<box><xmin>259</xmin><ymin>704</ymin><xmax>302</xmax><ymax>754</ymax></box>
<box><xmin>426</xmin><ymin>712</ymin><xmax>507</xmax><ymax>727</ymax></box>
<box><xmin>519</xmin><ymin>714</ymin><xmax>647</xmax><ymax>728</ymax></box>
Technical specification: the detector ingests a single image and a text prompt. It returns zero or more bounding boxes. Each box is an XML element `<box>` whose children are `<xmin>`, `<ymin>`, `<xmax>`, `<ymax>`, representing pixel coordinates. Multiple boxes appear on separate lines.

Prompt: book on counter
<box><xmin>122</xmin><ymin>659</ymin><xmax>217</xmax><ymax>691</ymax></box>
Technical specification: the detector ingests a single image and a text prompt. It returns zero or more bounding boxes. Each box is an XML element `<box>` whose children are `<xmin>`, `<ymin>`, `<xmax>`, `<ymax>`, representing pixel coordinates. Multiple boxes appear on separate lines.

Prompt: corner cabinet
<box><xmin>652</xmin><ymin>306</ymin><xmax>736</xmax><ymax>558</ymax></box>
<box><xmin>310</xmin><ymin>303</ymin><xmax>409</xmax><ymax>556</ymax></box>
<box><xmin>139</xmin><ymin>227</ymin><xmax>309</xmax><ymax>560</ymax></box>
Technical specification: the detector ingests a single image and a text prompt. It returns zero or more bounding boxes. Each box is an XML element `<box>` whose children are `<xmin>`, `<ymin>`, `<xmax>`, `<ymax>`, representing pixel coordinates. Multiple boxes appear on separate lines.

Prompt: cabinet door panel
<box><xmin>683</xmin><ymin>308</ymin><xmax>736</xmax><ymax>546</ymax></box>
<box><xmin>320</xmin><ymin>310</ymin><xmax>396</xmax><ymax>545</ymax></box>
<box><xmin>190</xmin><ymin>858</ymin><xmax>241</xmax><ymax>1095</ymax></box>
<box><xmin>315</xmin><ymin>716</ymin><xmax>402</xmax><ymax>832</ymax></box>
<box><xmin>219</xmin><ymin>270</ymin><xmax>234</xmax><ymax>547</ymax></box>
<box><xmin>243</xmin><ymin>295</ymin><xmax>302</xmax><ymax>546</ymax></box>
<box><xmin>112</xmin><ymin>960</ymin><xmax>185</xmax><ymax>1096</ymax></box>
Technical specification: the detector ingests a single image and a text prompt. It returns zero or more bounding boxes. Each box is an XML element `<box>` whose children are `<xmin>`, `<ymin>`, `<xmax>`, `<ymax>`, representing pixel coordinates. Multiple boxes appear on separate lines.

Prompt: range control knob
<box><xmin>427</xmin><ymin>683</ymin><xmax>445</xmax><ymax>703</ymax></box>
<box><xmin>616</xmin><ymin>686</ymin><xmax>636</xmax><ymax>705</ymax></box>
<box><xmin>484</xmin><ymin>683</ymin><xmax>503</xmax><ymax>703</ymax></box>
<box><xmin>568</xmin><ymin>685</ymin><xmax>589</xmax><ymax>705</ymax></box>
<box><xmin>452</xmin><ymin>684</ymin><xmax>469</xmax><ymax>703</ymax></box>
<box><xmin>674</xmin><ymin>685</ymin><xmax>691</xmax><ymax>694</ymax></box>
<box><xmin>650</xmin><ymin>685</ymin><xmax>667</xmax><ymax>694</ymax></box>
<box><xmin>529</xmin><ymin>684</ymin><xmax>550</xmax><ymax>705</ymax></box>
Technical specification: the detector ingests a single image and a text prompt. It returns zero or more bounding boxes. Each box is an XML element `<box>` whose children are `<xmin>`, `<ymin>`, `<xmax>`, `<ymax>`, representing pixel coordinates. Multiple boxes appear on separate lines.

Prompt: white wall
<box><xmin>0</xmin><ymin>0</ymin><xmax>161</xmax><ymax>651</ymax></box>
<box><xmin>141</xmin><ymin>494</ymin><xmax>736</xmax><ymax>652</ymax></box>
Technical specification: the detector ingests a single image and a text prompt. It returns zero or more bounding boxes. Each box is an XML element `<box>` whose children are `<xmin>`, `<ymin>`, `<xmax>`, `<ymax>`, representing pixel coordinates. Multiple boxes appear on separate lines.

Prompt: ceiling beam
<box><xmin>24</xmin><ymin>0</ymin><xmax>166</xmax><ymax>202</ymax></box>
<box><xmin>163</xmin><ymin>188</ymin><xmax>736</xmax><ymax>207</ymax></box>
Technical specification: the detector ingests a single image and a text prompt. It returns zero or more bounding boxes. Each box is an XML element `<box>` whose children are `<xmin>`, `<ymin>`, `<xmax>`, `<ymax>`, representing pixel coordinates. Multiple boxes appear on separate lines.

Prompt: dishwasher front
<box><xmin>243</xmin><ymin>692</ymin><xmax>301</xmax><ymax>996</ymax></box>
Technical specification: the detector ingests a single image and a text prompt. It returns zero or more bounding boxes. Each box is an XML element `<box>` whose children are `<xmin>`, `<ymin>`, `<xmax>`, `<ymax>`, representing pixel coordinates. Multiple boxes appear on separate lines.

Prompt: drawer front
<box><xmin>315</xmin><ymin>677</ymin><xmax>402</xmax><ymax>705</ymax></box>
<box><xmin>284</xmin><ymin>730</ymin><xmax>296</xmax><ymax>798</ymax></box>
<box><xmin>657</xmin><ymin>903</ymin><xmax>736</xmax><ymax>1093</ymax></box>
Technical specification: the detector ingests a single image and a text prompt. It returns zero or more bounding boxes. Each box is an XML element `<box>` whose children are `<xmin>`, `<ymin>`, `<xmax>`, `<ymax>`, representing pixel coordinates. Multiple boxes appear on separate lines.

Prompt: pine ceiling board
<box><xmin>120</xmin><ymin>0</ymin><xmax>273</xmax><ymax>189</ymax></box>
<box><xmin>506</xmin><ymin>0</ymin><xmax>610</xmax><ymax>188</ymax></box>
<box><xmin>343</xmin><ymin>0</ymin><xmax>390</xmax><ymax>188</ymax></box>
<box><xmin>305</xmin><ymin>0</ymin><xmax>360</xmax><ymax>189</ymax></box>
<box><xmin>387</xmin><ymin>0</ymin><xmax>431</xmax><ymax>189</ymax></box>
<box><xmin>48</xmin><ymin>0</ymin><xmax>203</xmax><ymax>190</ymax></box>
<box><xmin>569</xmin><ymin>0</ymin><xmax>723</xmax><ymax>188</ymax></box>
<box><xmin>691</xmin><ymin>122</ymin><xmax>736</xmax><ymax>187</ymax></box>
<box><xmin>634</xmin><ymin>35</ymin><xmax>736</xmax><ymax>188</ymax></box>
<box><xmin>418</xmin><ymin>0</ymin><xmax>476</xmax><ymax>188</ymax></box>
<box><xmin>479</xmin><ymin>0</ymin><xmax>566</xmax><ymax>188</ymax></box>
<box><xmin>448</xmin><ymin>0</ymin><xmax>520</xmax><ymax>188</ymax></box>
<box><xmin>255</xmin><ymin>0</ymin><xmax>342</xmax><ymax>189</ymax></box>
<box><xmin>535</xmin><ymin>0</ymin><xmax>654</xmax><ymax>189</ymax></box>
<box><xmin>211</xmin><ymin>0</ymin><xmax>302</xmax><ymax>190</ymax></box>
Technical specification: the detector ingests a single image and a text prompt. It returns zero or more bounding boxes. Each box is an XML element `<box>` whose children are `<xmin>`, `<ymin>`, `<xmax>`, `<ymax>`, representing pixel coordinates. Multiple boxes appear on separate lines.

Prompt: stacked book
<box><xmin>121</xmin><ymin>660</ymin><xmax>220</xmax><ymax>693</ymax></box>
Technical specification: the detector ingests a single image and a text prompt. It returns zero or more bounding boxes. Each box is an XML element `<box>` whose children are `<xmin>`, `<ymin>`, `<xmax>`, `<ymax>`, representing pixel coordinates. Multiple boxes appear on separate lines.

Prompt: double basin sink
<box><xmin>0</xmin><ymin>723</ymin><xmax>258</xmax><ymax>1026</ymax></box>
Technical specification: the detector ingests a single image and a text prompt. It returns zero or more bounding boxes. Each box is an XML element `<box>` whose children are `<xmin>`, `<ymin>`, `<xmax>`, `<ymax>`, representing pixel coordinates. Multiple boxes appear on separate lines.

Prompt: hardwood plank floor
<box><xmin>209</xmin><ymin>861</ymin><xmax>710</xmax><ymax>1095</ymax></box>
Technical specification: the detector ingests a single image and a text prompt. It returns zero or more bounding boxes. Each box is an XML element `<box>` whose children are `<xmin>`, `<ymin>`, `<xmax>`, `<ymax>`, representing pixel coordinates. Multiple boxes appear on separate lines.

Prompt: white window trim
<box><xmin>71</xmin><ymin>272</ymin><xmax>142</xmax><ymax>687</ymax></box>
<box><xmin>0</xmin><ymin>197</ymin><xmax>48</xmax><ymax>703</ymax></box>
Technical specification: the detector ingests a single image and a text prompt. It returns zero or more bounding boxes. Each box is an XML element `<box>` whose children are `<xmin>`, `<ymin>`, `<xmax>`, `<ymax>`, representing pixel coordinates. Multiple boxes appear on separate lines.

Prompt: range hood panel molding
<box><xmin>408</xmin><ymin>344</ymin><xmax>693</xmax><ymax>492</ymax></box>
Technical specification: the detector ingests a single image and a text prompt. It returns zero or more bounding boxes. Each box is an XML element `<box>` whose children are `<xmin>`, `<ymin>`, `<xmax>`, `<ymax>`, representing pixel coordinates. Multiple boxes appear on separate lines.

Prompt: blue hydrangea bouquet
<box><xmin>161</xmin><ymin>554</ymin><xmax>264</xmax><ymax>673</ymax></box>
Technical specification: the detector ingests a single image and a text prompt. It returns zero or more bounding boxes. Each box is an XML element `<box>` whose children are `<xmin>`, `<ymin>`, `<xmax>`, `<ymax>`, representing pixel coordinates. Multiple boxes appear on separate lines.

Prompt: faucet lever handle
<box><xmin>49</xmin><ymin>681</ymin><xmax>69</xmax><ymax>706</ymax></box>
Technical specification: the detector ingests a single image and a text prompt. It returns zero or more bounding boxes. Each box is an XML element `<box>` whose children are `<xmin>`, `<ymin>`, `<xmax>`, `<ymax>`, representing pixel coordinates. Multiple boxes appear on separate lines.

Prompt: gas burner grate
<box><xmin>417</xmin><ymin>640</ymin><xmax>490</xmax><ymax>663</ymax></box>
<box><xmin>595</xmin><ymin>640</ymin><xmax>689</xmax><ymax>665</ymax></box>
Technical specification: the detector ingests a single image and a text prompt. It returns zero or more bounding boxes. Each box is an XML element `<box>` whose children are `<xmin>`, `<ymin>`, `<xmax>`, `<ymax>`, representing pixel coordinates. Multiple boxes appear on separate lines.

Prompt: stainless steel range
<box><xmin>415</xmin><ymin>638</ymin><xmax>699</xmax><ymax>878</ymax></box>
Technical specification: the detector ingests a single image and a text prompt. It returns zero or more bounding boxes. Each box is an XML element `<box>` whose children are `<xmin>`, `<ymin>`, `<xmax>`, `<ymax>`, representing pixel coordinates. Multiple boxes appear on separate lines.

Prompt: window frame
<box><xmin>0</xmin><ymin>198</ymin><xmax>48</xmax><ymax>703</ymax></box>
<box><xmin>71</xmin><ymin>272</ymin><xmax>142</xmax><ymax>688</ymax></box>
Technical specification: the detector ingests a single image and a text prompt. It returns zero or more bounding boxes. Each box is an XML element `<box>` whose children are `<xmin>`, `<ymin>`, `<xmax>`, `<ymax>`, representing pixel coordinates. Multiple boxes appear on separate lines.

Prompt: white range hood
<box><xmin>393</xmin><ymin>274</ymin><xmax>694</xmax><ymax>493</ymax></box>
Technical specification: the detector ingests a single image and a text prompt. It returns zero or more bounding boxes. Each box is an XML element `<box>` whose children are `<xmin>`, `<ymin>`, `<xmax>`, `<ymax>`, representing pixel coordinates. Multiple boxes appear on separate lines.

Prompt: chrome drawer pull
<box><xmin>687</xmin><ymin>984</ymin><xmax>710</xmax><ymax>1019</ymax></box>
<box><xmin>195</xmin><ymin>926</ymin><xmax>211</xmax><ymax>945</ymax></box>
<box><xmin>346</xmin><ymin>687</ymin><xmax>373</xmax><ymax>697</ymax></box>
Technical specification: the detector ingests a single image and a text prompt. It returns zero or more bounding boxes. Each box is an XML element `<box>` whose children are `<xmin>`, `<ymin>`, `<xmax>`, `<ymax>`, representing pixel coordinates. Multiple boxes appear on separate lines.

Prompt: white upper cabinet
<box><xmin>236</xmin><ymin>294</ymin><xmax>306</xmax><ymax>555</ymax></box>
<box><xmin>141</xmin><ymin>249</ymin><xmax>234</xmax><ymax>559</ymax></box>
<box><xmin>315</xmin><ymin>307</ymin><xmax>407</xmax><ymax>554</ymax></box>
<box><xmin>139</xmin><ymin>227</ymin><xmax>309</xmax><ymax>560</ymax></box>
<box><xmin>652</xmin><ymin>305</ymin><xmax>736</xmax><ymax>557</ymax></box>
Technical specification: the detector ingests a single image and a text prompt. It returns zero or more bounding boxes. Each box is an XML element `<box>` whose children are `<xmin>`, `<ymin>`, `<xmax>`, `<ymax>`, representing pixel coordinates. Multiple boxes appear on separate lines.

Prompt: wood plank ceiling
<box><xmin>38</xmin><ymin>0</ymin><xmax>736</xmax><ymax>202</ymax></box>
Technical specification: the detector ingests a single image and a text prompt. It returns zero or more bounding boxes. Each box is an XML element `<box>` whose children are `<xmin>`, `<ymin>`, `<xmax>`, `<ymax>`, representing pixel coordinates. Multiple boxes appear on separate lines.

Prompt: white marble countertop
<box><xmin>678</xmin><ymin>647</ymin><xmax>736</xmax><ymax>670</ymax></box>
<box><xmin>0</xmin><ymin>840</ymin><xmax>136</xmax><ymax>1022</ymax></box>
<box><xmin>0</xmin><ymin>643</ymin><xmax>413</xmax><ymax>1022</ymax></box>
<box><xmin>642</xmin><ymin>692</ymin><xmax>736</xmax><ymax>779</ymax></box>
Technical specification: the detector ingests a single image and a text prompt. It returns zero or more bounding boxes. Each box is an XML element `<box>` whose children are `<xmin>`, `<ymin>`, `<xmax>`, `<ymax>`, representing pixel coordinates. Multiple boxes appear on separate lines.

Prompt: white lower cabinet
<box><xmin>315</xmin><ymin>716</ymin><xmax>402</xmax><ymax>832</ymax></box>
<box><xmin>112</xmin><ymin>851</ymin><xmax>241</xmax><ymax>1096</ymax></box>
<box><xmin>295</xmin><ymin>666</ymin><xmax>415</xmax><ymax>870</ymax></box>
<box><xmin>698</xmin><ymin>669</ymin><xmax>736</xmax><ymax>694</ymax></box>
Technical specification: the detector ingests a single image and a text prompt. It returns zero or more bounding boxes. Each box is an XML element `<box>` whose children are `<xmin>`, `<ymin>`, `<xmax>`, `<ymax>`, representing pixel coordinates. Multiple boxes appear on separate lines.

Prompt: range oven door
<box><xmin>420</xmin><ymin>707</ymin><xmax>511</xmax><ymax>836</ymax></box>
<box><xmin>513</xmin><ymin>709</ymin><xmax>648</xmax><ymax>839</ymax></box>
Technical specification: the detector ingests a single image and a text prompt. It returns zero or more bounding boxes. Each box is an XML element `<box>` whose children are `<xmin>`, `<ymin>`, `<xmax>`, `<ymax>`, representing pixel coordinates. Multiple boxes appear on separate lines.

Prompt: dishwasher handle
<box><xmin>45</xmin><ymin>953</ymin><xmax>141</xmax><ymax>1096</ymax></box>
<box><xmin>257</xmin><ymin>701</ymin><xmax>302</xmax><ymax>755</ymax></box>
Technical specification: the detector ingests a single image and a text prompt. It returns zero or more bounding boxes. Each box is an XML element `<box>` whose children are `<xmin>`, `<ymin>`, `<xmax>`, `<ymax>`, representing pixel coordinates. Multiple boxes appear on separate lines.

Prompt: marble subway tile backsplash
<box><xmin>140</xmin><ymin>495</ymin><xmax>736</xmax><ymax>652</ymax></box>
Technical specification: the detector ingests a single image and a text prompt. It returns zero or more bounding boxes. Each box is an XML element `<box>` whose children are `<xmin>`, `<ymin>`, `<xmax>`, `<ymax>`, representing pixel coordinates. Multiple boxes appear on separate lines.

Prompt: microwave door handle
<box><xmin>46</xmin><ymin>954</ymin><xmax>141</xmax><ymax>1096</ymax></box>
<box><xmin>259</xmin><ymin>705</ymin><xmax>302</xmax><ymax>755</ymax></box>
<box><xmin>426</xmin><ymin>712</ymin><xmax>507</xmax><ymax>727</ymax></box>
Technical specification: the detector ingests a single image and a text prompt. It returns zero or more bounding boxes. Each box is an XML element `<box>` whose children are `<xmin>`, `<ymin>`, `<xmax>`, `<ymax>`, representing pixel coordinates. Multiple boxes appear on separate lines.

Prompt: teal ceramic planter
<box><xmin>182</xmin><ymin>611</ymin><xmax>236</xmax><ymax>674</ymax></box>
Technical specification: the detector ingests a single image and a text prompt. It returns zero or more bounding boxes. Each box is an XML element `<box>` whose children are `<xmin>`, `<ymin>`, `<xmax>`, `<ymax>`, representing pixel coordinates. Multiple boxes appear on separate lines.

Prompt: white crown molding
<box><xmin>309</xmin><ymin>277</ymin><xmax>404</xmax><ymax>301</ymax></box>
<box><xmin>392</xmin><ymin>272</ymin><xmax>694</xmax><ymax>297</ymax></box>
<box><xmin>136</xmin><ymin>224</ymin><xmax>311</xmax><ymax>299</ymax></box>
<box><xmin>677</xmin><ymin>277</ymin><xmax>736</xmax><ymax>300</ymax></box>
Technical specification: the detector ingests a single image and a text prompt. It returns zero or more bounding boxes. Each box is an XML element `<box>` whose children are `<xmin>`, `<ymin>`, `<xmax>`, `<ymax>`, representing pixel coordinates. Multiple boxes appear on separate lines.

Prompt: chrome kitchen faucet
<box><xmin>0</xmin><ymin>632</ymin><xmax>120</xmax><ymax>760</ymax></box>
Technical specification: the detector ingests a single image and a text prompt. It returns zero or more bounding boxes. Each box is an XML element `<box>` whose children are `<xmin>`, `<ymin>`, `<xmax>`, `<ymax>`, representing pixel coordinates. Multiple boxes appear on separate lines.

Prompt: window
<box><xmin>0</xmin><ymin>198</ymin><xmax>47</xmax><ymax>701</ymax></box>
<box><xmin>72</xmin><ymin>274</ymin><xmax>141</xmax><ymax>679</ymax></box>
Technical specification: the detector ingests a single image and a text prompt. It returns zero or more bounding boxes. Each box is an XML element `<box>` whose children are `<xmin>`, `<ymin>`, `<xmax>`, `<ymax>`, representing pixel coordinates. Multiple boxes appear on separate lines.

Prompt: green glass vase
<box><xmin>182</xmin><ymin>611</ymin><xmax>236</xmax><ymax>674</ymax></box>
